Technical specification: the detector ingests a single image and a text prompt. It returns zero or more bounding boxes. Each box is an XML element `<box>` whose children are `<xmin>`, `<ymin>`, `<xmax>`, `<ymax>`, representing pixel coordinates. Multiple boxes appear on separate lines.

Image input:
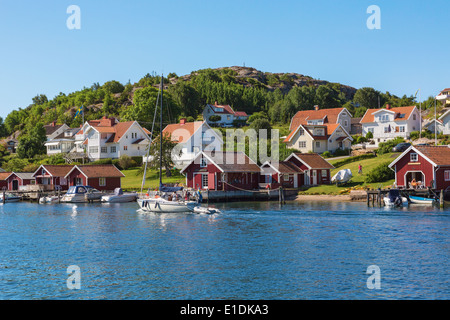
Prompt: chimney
<box><xmin>215</xmin><ymin>101</ymin><xmax>218</xmax><ymax>105</ymax></box>
<box><xmin>180</xmin><ymin>118</ymin><xmax>187</xmax><ymax>125</ymax></box>
<box><xmin>386</xmin><ymin>104</ymin><xmax>390</xmax><ymax>110</ymax></box>
<box><xmin>51</xmin><ymin>121</ymin><xmax>56</xmax><ymax>126</ymax></box>
<box><xmin>314</xmin><ymin>105</ymin><xmax>319</xmax><ymax>111</ymax></box>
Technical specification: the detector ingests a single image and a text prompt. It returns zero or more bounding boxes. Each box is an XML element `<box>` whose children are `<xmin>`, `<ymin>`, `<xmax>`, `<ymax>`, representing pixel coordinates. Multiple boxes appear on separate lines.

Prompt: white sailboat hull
<box><xmin>101</xmin><ymin>193</ymin><xmax>137</xmax><ymax>203</ymax></box>
<box><xmin>137</xmin><ymin>198</ymin><xmax>197</xmax><ymax>213</ymax></box>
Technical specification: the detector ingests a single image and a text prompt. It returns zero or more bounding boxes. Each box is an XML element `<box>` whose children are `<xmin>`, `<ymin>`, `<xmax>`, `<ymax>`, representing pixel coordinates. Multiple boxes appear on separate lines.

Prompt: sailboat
<box><xmin>137</xmin><ymin>75</ymin><xmax>197</xmax><ymax>213</ymax></box>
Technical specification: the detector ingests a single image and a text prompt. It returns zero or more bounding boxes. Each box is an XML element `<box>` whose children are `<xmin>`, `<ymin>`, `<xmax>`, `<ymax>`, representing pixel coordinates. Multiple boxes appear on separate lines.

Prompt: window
<box><xmin>299</xmin><ymin>129</ymin><xmax>304</xmax><ymax>136</ymax></box>
<box><xmin>200</xmin><ymin>157</ymin><xmax>207</xmax><ymax>167</ymax></box>
<box><xmin>344</xmin><ymin>120</ymin><xmax>348</xmax><ymax>127</ymax></box>
<box><xmin>322</xmin><ymin>170</ymin><xmax>327</xmax><ymax>177</ymax></box>
<box><xmin>99</xmin><ymin>178</ymin><xmax>106</xmax><ymax>186</ymax></box>
<box><xmin>368</xmin><ymin>128</ymin><xmax>374</xmax><ymax>133</ymax></box>
<box><xmin>410</xmin><ymin>153</ymin><xmax>418</xmax><ymax>162</ymax></box>
<box><xmin>315</xmin><ymin>141</ymin><xmax>321</xmax><ymax>148</ymax></box>
<box><xmin>101</xmin><ymin>147</ymin><xmax>108</xmax><ymax>153</ymax></box>
<box><xmin>380</xmin><ymin>115</ymin><xmax>389</xmax><ymax>122</ymax></box>
<box><xmin>75</xmin><ymin>178</ymin><xmax>83</xmax><ymax>186</ymax></box>
<box><xmin>399</xmin><ymin>126</ymin><xmax>405</xmax><ymax>133</ymax></box>
<box><xmin>445</xmin><ymin>170</ymin><xmax>450</xmax><ymax>181</ymax></box>
<box><xmin>124</xmin><ymin>146</ymin><xmax>128</xmax><ymax>151</ymax></box>
<box><xmin>202</xmin><ymin>174</ymin><xmax>208</xmax><ymax>189</ymax></box>
<box><xmin>299</xmin><ymin>141</ymin><xmax>306</xmax><ymax>148</ymax></box>
<box><xmin>413</xmin><ymin>114</ymin><xmax>416</xmax><ymax>121</ymax></box>
<box><xmin>89</xmin><ymin>147</ymin><xmax>98</xmax><ymax>153</ymax></box>
<box><xmin>111</xmin><ymin>146</ymin><xmax>116</xmax><ymax>153</ymax></box>
<box><xmin>384</xmin><ymin>127</ymin><xmax>389</xmax><ymax>133</ymax></box>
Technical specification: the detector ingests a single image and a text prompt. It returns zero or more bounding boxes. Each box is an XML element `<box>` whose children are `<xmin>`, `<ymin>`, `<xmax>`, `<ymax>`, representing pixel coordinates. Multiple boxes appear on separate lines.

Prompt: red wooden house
<box><xmin>284</xmin><ymin>153</ymin><xmax>334</xmax><ymax>185</ymax></box>
<box><xmin>260</xmin><ymin>161</ymin><xmax>304</xmax><ymax>188</ymax></box>
<box><xmin>5</xmin><ymin>172</ymin><xmax>36</xmax><ymax>191</ymax></box>
<box><xmin>32</xmin><ymin>165</ymin><xmax>75</xmax><ymax>190</ymax></box>
<box><xmin>64</xmin><ymin>165</ymin><xmax>125</xmax><ymax>191</ymax></box>
<box><xmin>181</xmin><ymin>151</ymin><xmax>261</xmax><ymax>191</ymax></box>
<box><xmin>388</xmin><ymin>145</ymin><xmax>450</xmax><ymax>190</ymax></box>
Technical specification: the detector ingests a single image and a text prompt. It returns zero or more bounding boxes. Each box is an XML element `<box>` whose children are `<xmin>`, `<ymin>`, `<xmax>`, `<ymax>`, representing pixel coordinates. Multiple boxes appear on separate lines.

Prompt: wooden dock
<box><xmin>366</xmin><ymin>188</ymin><xmax>445</xmax><ymax>207</ymax></box>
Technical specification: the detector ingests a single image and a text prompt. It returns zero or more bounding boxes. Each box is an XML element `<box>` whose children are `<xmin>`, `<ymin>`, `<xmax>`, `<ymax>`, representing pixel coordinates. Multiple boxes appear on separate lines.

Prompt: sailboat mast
<box><xmin>160</xmin><ymin>74</ymin><xmax>163</xmax><ymax>187</ymax></box>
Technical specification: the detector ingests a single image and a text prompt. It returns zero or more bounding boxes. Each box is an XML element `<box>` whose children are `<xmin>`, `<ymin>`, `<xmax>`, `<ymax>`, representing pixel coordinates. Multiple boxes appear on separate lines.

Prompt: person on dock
<box><xmin>358</xmin><ymin>164</ymin><xmax>363</xmax><ymax>175</ymax></box>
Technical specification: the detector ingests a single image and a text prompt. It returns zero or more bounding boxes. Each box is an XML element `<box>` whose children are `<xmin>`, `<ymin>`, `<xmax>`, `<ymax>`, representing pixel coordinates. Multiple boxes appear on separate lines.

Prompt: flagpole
<box><xmin>419</xmin><ymin>90</ymin><xmax>422</xmax><ymax>139</ymax></box>
<box><xmin>434</xmin><ymin>98</ymin><xmax>437</xmax><ymax>146</ymax></box>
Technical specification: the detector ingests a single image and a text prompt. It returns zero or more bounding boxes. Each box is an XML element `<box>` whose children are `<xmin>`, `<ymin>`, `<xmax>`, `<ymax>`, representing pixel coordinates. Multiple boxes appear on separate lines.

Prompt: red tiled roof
<box><xmin>208</xmin><ymin>103</ymin><xmax>248</xmax><ymax>117</ymax></box>
<box><xmin>35</xmin><ymin>165</ymin><xmax>74</xmax><ymax>177</ymax></box>
<box><xmin>290</xmin><ymin>108</ymin><xmax>344</xmax><ymax>131</ymax></box>
<box><xmin>277</xmin><ymin>161</ymin><xmax>304</xmax><ymax>173</ymax></box>
<box><xmin>360</xmin><ymin>106</ymin><xmax>416</xmax><ymax>123</ymax></box>
<box><xmin>162</xmin><ymin>121</ymin><xmax>203</xmax><ymax>144</ymax></box>
<box><xmin>293</xmin><ymin>153</ymin><xmax>334</xmax><ymax>169</ymax></box>
<box><xmin>75</xmin><ymin>165</ymin><xmax>125</xmax><ymax>178</ymax></box>
<box><xmin>414</xmin><ymin>146</ymin><xmax>450</xmax><ymax>166</ymax></box>
<box><xmin>0</xmin><ymin>172</ymin><xmax>11</xmax><ymax>180</ymax></box>
<box><xmin>202</xmin><ymin>151</ymin><xmax>260</xmax><ymax>173</ymax></box>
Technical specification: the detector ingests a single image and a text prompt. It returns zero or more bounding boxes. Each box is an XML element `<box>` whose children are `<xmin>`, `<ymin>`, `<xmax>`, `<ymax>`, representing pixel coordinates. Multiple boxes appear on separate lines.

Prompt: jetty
<box><xmin>366</xmin><ymin>188</ymin><xmax>447</xmax><ymax>208</ymax></box>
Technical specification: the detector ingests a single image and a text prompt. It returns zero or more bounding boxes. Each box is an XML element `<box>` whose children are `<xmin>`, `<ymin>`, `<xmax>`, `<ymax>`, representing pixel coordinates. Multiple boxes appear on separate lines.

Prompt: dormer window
<box><xmin>410</xmin><ymin>153</ymin><xmax>418</xmax><ymax>162</ymax></box>
<box><xmin>200</xmin><ymin>157</ymin><xmax>207</xmax><ymax>167</ymax></box>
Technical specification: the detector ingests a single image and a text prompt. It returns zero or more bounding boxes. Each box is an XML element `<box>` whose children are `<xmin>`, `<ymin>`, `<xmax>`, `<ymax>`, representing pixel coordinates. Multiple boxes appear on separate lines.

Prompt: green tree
<box><xmin>16</xmin><ymin>122</ymin><xmax>47</xmax><ymax>158</ymax></box>
<box><xmin>147</xmin><ymin>133</ymin><xmax>177</xmax><ymax>177</ymax></box>
<box><xmin>353</xmin><ymin>87</ymin><xmax>380</xmax><ymax>109</ymax></box>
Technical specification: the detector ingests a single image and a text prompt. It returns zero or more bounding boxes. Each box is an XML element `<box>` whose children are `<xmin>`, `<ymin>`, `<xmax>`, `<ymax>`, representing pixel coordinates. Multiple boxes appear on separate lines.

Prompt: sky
<box><xmin>0</xmin><ymin>0</ymin><xmax>449</xmax><ymax>119</ymax></box>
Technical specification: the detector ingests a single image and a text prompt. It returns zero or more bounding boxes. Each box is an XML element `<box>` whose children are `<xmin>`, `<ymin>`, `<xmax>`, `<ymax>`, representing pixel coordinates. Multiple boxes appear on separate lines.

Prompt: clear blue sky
<box><xmin>0</xmin><ymin>0</ymin><xmax>448</xmax><ymax>119</ymax></box>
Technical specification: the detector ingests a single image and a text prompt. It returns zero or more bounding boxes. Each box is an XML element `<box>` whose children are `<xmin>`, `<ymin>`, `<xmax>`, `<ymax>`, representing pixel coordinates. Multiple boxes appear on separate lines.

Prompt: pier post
<box><xmin>2</xmin><ymin>189</ymin><xmax>5</xmax><ymax>204</ymax></box>
<box><xmin>440</xmin><ymin>189</ymin><xmax>444</xmax><ymax>208</ymax></box>
<box><xmin>377</xmin><ymin>189</ymin><xmax>382</xmax><ymax>207</ymax></box>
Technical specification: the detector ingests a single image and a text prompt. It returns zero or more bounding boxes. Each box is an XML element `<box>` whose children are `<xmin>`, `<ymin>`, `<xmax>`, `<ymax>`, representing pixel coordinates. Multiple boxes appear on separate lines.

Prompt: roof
<box><xmin>439</xmin><ymin>88</ymin><xmax>450</xmax><ymax>94</ymax></box>
<box><xmin>414</xmin><ymin>146</ymin><xmax>450</xmax><ymax>166</ymax></box>
<box><xmin>290</xmin><ymin>153</ymin><xmax>334</xmax><ymax>169</ymax></box>
<box><xmin>0</xmin><ymin>172</ymin><xmax>11</xmax><ymax>180</ymax></box>
<box><xmin>289</xmin><ymin>108</ymin><xmax>345</xmax><ymax>131</ymax></box>
<box><xmin>360</xmin><ymin>106</ymin><xmax>416</xmax><ymax>123</ymax></box>
<box><xmin>82</xmin><ymin>117</ymin><xmax>148</xmax><ymax>143</ymax></box>
<box><xmin>389</xmin><ymin>145</ymin><xmax>450</xmax><ymax>168</ymax></box>
<box><xmin>33</xmin><ymin>165</ymin><xmax>75</xmax><ymax>177</ymax></box>
<box><xmin>65</xmin><ymin>165</ymin><xmax>125</xmax><ymax>178</ymax></box>
<box><xmin>44</xmin><ymin>123</ymin><xmax>65</xmax><ymax>136</ymax></box>
<box><xmin>7</xmin><ymin>172</ymin><xmax>35</xmax><ymax>180</ymax></box>
<box><xmin>207</xmin><ymin>103</ymin><xmax>248</xmax><ymax>117</ymax></box>
<box><xmin>262</xmin><ymin>161</ymin><xmax>304</xmax><ymax>174</ymax></box>
<box><xmin>284</xmin><ymin>123</ymin><xmax>349</xmax><ymax>143</ymax></box>
<box><xmin>162</xmin><ymin>121</ymin><xmax>204</xmax><ymax>143</ymax></box>
<box><xmin>181</xmin><ymin>151</ymin><xmax>260</xmax><ymax>173</ymax></box>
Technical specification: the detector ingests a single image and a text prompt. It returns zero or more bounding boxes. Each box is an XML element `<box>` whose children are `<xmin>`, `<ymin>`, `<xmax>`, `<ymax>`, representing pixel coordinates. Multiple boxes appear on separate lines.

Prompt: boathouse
<box><xmin>284</xmin><ymin>153</ymin><xmax>334</xmax><ymax>185</ymax></box>
<box><xmin>5</xmin><ymin>172</ymin><xmax>36</xmax><ymax>191</ymax></box>
<box><xmin>388</xmin><ymin>145</ymin><xmax>450</xmax><ymax>190</ymax></box>
<box><xmin>260</xmin><ymin>161</ymin><xmax>304</xmax><ymax>189</ymax></box>
<box><xmin>64</xmin><ymin>165</ymin><xmax>125</xmax><ymax>191</ymax></box>
<box><xmin>180</xmin><ymin>151</ymin><xmax>260</xmax><ymax>191</ymax></box>
<box><xmin>32</xmin><ymin>165</ymin><xmax>75</xmax><ymax>191</ymax></box>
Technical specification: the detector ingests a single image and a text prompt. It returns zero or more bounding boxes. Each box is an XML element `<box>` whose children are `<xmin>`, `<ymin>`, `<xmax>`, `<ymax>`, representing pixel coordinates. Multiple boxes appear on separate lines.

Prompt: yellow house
<box><xmin>283</xmin><ymin>123</ymin><xmax>353</xmax><ymax>154</ymax></box>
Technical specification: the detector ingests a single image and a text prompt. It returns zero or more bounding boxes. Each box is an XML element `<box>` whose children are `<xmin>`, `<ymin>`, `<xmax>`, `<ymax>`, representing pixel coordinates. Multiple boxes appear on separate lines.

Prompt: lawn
<box><xmin>121</xmin><ymin>168</ymin><xmax>185</xmax><ymax>191</ymax></box>
<box><xmin>298</xmin><ymin>152</ymin><xmax>400</xmax><ymax>195</ymax></box>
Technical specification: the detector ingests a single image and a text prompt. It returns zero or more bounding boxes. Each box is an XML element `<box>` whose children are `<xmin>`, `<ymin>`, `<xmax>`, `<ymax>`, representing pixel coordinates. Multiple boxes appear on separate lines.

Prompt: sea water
<box><xmin>0</xmin><ymin>201</ymin><xmax>448</xmax><ymax>299</ymax></box>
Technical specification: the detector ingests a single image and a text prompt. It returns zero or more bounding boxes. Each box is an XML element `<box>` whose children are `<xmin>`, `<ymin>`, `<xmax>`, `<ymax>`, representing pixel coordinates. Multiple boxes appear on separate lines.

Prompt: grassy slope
<box><xmin>121</xmin><ymin>168</ymin><xmax>185</xmax><ymax>191</ymax></box>
<box><xmin>298</xmin><ymin>153</ymin><xmax>399</xmax><ymax>195</ymax></box>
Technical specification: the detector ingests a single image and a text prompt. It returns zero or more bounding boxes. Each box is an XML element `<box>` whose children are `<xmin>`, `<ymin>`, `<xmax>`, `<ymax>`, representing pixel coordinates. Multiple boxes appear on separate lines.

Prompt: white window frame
<box><xmin>99</xmin><ymin>178</ymin><xmax>106</xmax><ymax>186</ymax></box>
<box><xmin>299</xmin><ymin>141</ymin><xmax>306</xmax><ymax>148</ymax></box>
<box><xmin>202</xmin><ymin>174</ymin><xmax>208</xmax><ymax>189</ymax></box>
<box><xmin>410</xmin><ymin>153</ymin><xmax>418</xmax><ymax>162</ymax></box>
<box><xmin>444</xmin><ymin>170</ymin><xmax>450</xmax><ymax>181</ymax></box>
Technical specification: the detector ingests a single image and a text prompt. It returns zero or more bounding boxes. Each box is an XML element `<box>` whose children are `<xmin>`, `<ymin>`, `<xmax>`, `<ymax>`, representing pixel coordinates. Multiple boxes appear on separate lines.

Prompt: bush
<box><xmin>322</xmin><ymin>151</ymin><xmax>332</xmax><ymax>158</ymax></box>
<box><xmin>365</xmin><ymin>161</ymin><xmax>394</xmax><ymax>183</ymax></box>
<box><xmin>365</xmin><ymin>131</ymin><xmax>373</xmax><ymax>139</ymax></box>
<box><xmin>333</xmin><ymin>148</ymin><xmax>351</xmax><ymax>157</ymax></box>
<box><xmin>89</xmin><ymin>158</ymin><xmax>113</xmax><ymax>165</ymax></box>
<box><xmin>377</xmin><ymin>137</ymin><xmax>405</xmax><ymax>155</ymax></box>
<box><xmin>118</xmin><ymin>154</ymin><xmax>137</xmax><ymax>170</ymax></box>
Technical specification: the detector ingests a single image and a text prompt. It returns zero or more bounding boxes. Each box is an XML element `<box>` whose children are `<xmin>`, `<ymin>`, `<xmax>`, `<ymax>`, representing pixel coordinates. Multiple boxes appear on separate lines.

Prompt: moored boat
<box><xmin>101</xmin><ymin>188</ymin><xmax>137</xmax><ymax>203</ymax></box>
<box><xmin>39</xmin><ymin>195</ymin><xmax>59</xmax><ymax>204</ymax></box>
<box><xmin>61</xmin><ymin>186</ymin><xmax>103</xmax><ymax>203</ymax></box>
<box><xmin>383</xmin><ymin>189</ymin><xmax>408</xmax><ymax>207</ymax></box>
<box><xmin>138</xmin><ymin>197</ymin><xmax>197</xmax><ymax>213</ymax></box>
<box><xmin>409</xmin><ymin>195</ymin><xmax>438</xmax><ymax>205</ymax></box>
<box><xmin>193</xmin><ymin>206</ymin><xmax>220</xmax><ymax>214</ymax></box>
<box><xmin>0</xmin><ymin>193</ymin><xmax>21</xmax><ymax>203</ymax></box>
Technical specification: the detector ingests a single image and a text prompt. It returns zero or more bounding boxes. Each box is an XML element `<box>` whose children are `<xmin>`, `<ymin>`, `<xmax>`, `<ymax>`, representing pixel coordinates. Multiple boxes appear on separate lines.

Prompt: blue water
<box><xmin>0</xmin><ymin>200</ymin><xmax>448</xmax><ymax>300</ymax></box>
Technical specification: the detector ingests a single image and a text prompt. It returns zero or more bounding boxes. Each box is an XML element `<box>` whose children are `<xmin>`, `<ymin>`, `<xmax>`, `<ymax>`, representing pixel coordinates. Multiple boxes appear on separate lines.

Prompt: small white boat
<box><xmin>137</xmin><ymin>197</ymin><xmax>197</xmax><ymax>213</ymax></box>
<box><xmin>101</xmin><ymin>188</ymin><xmax>137</xmax><ymax>203</ymax></box>
<box><xmin>331</xmin><ymin>169</ymin><xmax>352</xmax><ymax>185</ymax></box>
<box><xmin>383</xmin><ymin>189</ymin><xmax>408</xmax><ymax>207</ymax></box>
<box><xmin>61</xmin><ymin>186</ymin><xmax>103</xmax><ymax>203</ymax></box>
<box><xmin>193</xmin><ymin>206</ymin><xmax>220</xmax><ymax>214</ymax></box>
<box><xmin>0</xmin><ymin>193</ymin><xmax>21</xmax><ymax>203</ymax></box>
<box><xmin>409</xmin><ymin>195</ymin><xmax>437</xmax><ymax>205</ymax></box>
<box><xmin>39</xmin><ymin>195</ymin><xmax>60</xmax><ymax>204</ymax></box>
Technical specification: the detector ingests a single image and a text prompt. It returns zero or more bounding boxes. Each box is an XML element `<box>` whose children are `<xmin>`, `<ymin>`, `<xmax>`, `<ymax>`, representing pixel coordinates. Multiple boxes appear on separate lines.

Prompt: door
<box><xmin>293</xmin><ymin>174</ymin><xmax>298</xmax><ymax>188</ymax></box>
<box><xmin>12</xmin><ymin>180</ymin><xmax>19</xmax><ymax>191</ymax></box>
<box><xmin>202</xmin><ymin>174</ymin><xmax>208</xmax><ymax>189</ymax></box>
<box><xmin>312</xmin><ymin>170</ymin><xmax>317</xmax><ymax>185</ymax></box>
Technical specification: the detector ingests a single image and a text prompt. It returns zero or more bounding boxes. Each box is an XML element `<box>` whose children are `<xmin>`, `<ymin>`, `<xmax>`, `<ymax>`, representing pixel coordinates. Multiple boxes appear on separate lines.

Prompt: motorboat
<box><xmin>383</xmin><ymin>189</ymin><xmax>408</xmax><ymax>207</ymax></box>
<box><xmin>409</xmin><ymin>195</ymin><xmax>438</xmax><ymax>205</ymax></box>
<box><xmin>61</xmin><ymin>186</ymin><xmax>103</xmax><ymax>203</ymax></box>
<box><xmin>0</xmin><ymin>193</ymin><xmax>21</xmax><ymax>203</ymax></box>
<box><xmin>193</xmin><ymin>206</ymin><xmax>220</xmax><ymax>214</ymax></box>
<box><xmin>101</xmin><ymin>188</ymin><xmax>137</xmax><ymax>203</ymax></box>
<box><xmin>39</xmin><ymin>195</ymin><xmax>59</xmax><ymax>204</ymax></box>
<box><xmin>138</xmin><ymin>197</ymin><xmax>197</xmax><ymax>213</ymax></box>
